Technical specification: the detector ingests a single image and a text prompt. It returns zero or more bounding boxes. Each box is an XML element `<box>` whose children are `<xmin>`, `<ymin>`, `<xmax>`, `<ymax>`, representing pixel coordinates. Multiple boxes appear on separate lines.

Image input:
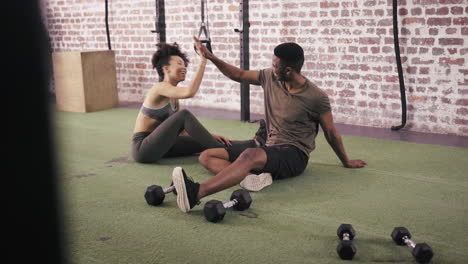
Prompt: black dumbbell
<box><xmin>144</xmin><ymin>184</ymin><xmax>177</xmax><ymax>206</ymax></box>
<box><xmin>336</xmin><ymin>224</ymin><xmax>357</xmax><ymax>260</ymax></box>
<box><xmin>391</xmin><ymin>227</ymin><xmax>434</xmax><ymax>264</ymax></box>
<box><xmin>203</xmin><ymin>189</ymin><xmax>252</xmax><ymax>223</ymax></box>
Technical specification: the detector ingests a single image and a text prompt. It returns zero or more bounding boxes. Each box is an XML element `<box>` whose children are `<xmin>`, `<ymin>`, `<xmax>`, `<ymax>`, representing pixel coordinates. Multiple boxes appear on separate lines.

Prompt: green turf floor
<box><xmin>53</xmin><ymin>108</ymin><xmax>468</xmax><ymax>264</ymax></box>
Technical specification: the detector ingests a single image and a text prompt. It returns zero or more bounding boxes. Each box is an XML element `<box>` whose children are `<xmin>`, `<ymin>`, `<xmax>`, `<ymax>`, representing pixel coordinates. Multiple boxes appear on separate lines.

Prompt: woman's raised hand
<box><xmin>193</xmin><ymin>36</ymin><xmax>212</xmax><ymax>60</ymax></box>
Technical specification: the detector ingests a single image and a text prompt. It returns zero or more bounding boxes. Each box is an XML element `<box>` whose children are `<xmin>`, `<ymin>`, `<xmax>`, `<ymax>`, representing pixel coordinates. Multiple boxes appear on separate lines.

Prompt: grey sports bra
<box><xmin>140</xmin><ymin>100</ymin><xmax>178</xmax><ymax>122</ymax></box>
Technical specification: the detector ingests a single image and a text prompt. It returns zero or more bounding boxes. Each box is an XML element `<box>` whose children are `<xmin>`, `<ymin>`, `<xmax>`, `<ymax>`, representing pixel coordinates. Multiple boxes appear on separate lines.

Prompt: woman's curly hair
<box><xmin>151</xmin><ymin>42</ymin><xmax>189</xmax><ymax>80</ymax></box>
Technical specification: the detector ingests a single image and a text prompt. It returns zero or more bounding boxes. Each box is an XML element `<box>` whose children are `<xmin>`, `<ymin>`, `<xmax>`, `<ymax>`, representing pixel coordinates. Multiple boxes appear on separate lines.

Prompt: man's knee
<box><xmin>198</xmin><ymin>150</ymin><xmax>212</xmax><ymax>167</ymax></box>
<box><xmin>198</xmin><ymin>148</ymin><xmax>226</xmax><ymax>167</ymax></box>
<box><xmin>236</xmin><ymin>148</ymin><xmax>266</xmax><ymax>168</ymax></box>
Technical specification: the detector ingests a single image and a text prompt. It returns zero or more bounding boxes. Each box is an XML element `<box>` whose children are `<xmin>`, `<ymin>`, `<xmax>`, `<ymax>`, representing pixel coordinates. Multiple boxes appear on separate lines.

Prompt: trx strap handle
<box><xmin>195</xmin><ymin>0</ymin><xmax>212</xmax><ymax>53</ymax></box>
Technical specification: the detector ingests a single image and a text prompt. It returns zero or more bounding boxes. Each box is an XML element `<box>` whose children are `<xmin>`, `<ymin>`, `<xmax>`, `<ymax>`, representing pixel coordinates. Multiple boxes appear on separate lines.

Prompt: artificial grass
<box><xmin>53</xmin><ymin>108</ymin><xmax>468</xmax><ymax>264</ymax></box>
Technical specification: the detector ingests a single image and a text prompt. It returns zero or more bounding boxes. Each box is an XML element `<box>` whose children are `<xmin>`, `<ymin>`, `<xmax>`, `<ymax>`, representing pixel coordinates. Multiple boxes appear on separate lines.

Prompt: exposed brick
<box><xmin>282</xmin><ymin>21</ymin><xmax>299</xmax><ymax>27</ymax></box>
<box><xmin>458</xmin><ymin>79</ymin><xmax>468</xmax><ymax>86</ymax></box>
<box><xmin>402</xmin><ymin>18</ymin><xmax>425</xmax><ymax>25</ymax></box>
<box><xmin>383</xmin><ymin>93</ymin><xmax>400</xmax><ymax>100</ymax></box>
<box><xmin>456</xmin><ymin>99</ymin><xmax>468</xmax><ymax>106</ymax></box>
<box><xmin>454</xmin><ymin>17</ymin><xmax>468</xmax><ymax>25</ymax></box>
<box><xmin>427</xmin><ymin>17</ymin><xmax>451</xmax><ymax>26</ymax></box>
<box><xmin>426</xmin><ymin>8</ymin><xmax>436</xmax><ymax>15</ymax></box>
<box><xmin>382</xmin><ymin>46</ymin><xmax>393</xmax><ymax>53</ymax></box>
<box><xmin>377</xmin><ymin>28</ymin><xmax>386</xmax><ymax>35</ymax></box>
<box><xmin>339</xmin><ymin>90</ymin><xmax>356</xmax><ymax>97</ymax></box>
<box><xmin>432</xmin><ymin>47</ymin><xmax>445</xmax><ymax>55</ymax></box>
<box><xmin>442</xmin><ymin>98</ymin><xmax>451</xmax><ymax>104</ymax></box>
<box><xmin>407</xmin><ymin>66</ymin><xmax>418</xmax><ymax>74</ymax></box>
<box><xmin>439</xmin><ymin>0</ymin><xmax>464</xmax><ymax>4</ymax></box>
<box><xmin>419</xmin><ymin>67</ymin><xmax>430</xmax><ymax>74</ymax></box>
<box><xmin>385</xmin><ymin>75</ymin><xmax>398</xmax><ymax>82</ymax></box>
<box><xmin>375</xmin><ymin>9</ymin><xmax>385</xmax><ymax>16</ymax></box>
<box><xmin>407</xmin><ymin>47</ymin><xmax>418</xmax><ymax>54</ymax></box>
<box><xmin>43</xmin><ymin>0</ymin><xmax>468</xmax><ymax>136</ymax></box>
<box><xmin>357</xmin><ymin>19</ymin><xmax>376</xmax><ymax>27</ymax></box>
<box><xmin>411</xmin><ymin>8</ymin><xmax>422</xmax><ymax>15</ymax></box>
<box><xmin>412</xmin><ymin>58</ymin><xmax>435</xmax><ymax>64</ymax></box>
<box><xmin>330</xmin><ymin>10</ymin><xmax>339</xmax><ymax>17</ymax></box>
<box><xmin>417</xmin><ymin>77</ymin><xmax>431</xmax><ymax>84</ymax></box>
<box><xmin>448</xmin><ymin>48</ymin><xmax>458</xmax><ymax>55</ymax></box>
<box><xmin>446</xmin><ymin>28</ymin><xmax>458</xmax><ymax>35</ymax></box>
<box><xmin>378</xmin><ymin>19</ymin><xmax>393</xmax><ymax>26</ymax></box>
<box><xmin>411</xmin><ymin>38</ymin><xmax>435</xmax><ymax>45</ymax></box>
<box><xmin>363</xmin><ymin>9</ymin><xmax>373</xmax><ymax>16</ymax></box>
<box><xmin>413</xmin><ymin>0</ymin><xmax>438</xmax><ymax>4</ymax></box>
<box><xmin>439</xmin><ymin>38</ymin><xmax>464</xmax><ymax>45</ymax></box>
<box><xmin>436</xmin><ymin>7</ymin><xmax>449</xmax><ymax>15</ymax></box>
<box><xmin>335</xmin><ymin>19</ymin><xmax>353</xmax><ymax>27</ymax></box>
<box><xmin>320</xmin><ymin>1</ymin><xmax>339</xmax><ymax>8</ymax></box>
<box><xmin>359</xmin><ymin>37</ymin><xmax>380</xmax><ymax>45</ymax></box>
<box><xmin>454</xmin><ymin>119</ymin><xmax>468</xmax><ymax>125</ymax></box>
<box><xmin>451</xmin><ymin>6</ymin><xmax>464</xmax><ymax>15</ymax></box>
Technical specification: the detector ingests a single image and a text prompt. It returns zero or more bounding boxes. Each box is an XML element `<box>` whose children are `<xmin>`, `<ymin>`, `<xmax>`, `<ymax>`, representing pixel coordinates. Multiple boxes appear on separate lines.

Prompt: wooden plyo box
<box><xmin>52</xmin><ymin>50</ymin><xmax>118</xmax><ymax>112</ymax></box>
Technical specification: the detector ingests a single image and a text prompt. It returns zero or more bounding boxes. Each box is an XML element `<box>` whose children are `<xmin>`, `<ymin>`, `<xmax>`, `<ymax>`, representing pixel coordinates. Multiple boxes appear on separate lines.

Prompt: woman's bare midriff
<box><xmin>133</xmin><ymin>112</ymin><xmax>161</xmax><ymax>133</ymax></box>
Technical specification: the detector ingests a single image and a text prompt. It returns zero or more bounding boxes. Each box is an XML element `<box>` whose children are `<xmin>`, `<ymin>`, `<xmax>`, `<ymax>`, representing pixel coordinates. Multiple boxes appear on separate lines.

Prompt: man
<box><xmin>171</xmin><ymin>39</ymin><xmax>367</xmax><ymax>213</ymax></box>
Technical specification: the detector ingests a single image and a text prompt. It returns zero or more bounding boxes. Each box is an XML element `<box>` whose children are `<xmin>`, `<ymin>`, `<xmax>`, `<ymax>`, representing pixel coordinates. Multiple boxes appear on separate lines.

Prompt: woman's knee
<box><xmin>175</xmin><ymin>109</ymin><xmax>194</xmax><ymax>119</ymax></box>
<box><xmin>132</xmin><ymin>150</ymin><xmax>161</xmax><ymax>164</ymax></box>
<box><xmin>133</xmin><ymin>155</ymin><xmax>151</xmax><ymax>164</ymax></box>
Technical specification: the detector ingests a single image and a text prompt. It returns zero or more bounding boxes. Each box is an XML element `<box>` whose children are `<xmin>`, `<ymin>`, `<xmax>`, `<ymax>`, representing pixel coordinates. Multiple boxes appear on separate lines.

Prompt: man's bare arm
<box><xmin>319</xmin><ymin>111</ymin><xmax>367</xmax><ymax>168</ymax></box>
<box><xmin>194</xmin><ymin>37</ymin><xmax>260</xmax><ymax>85</ymax></box>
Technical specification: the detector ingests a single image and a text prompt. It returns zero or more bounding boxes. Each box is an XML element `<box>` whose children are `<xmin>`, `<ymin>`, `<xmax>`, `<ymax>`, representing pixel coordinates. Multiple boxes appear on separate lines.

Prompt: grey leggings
<box><xmin>132</xmin><ymin>109</ymin><xmax>255</xmax><ymax>163</ymax></box>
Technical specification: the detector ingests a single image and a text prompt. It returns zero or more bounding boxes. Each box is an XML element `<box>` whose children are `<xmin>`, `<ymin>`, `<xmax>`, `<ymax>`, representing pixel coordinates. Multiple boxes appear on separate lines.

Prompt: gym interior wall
<box><xmin>42</xmin><ymin>0</ymin><xmax>468</xmax><ymax>136</ymax></box>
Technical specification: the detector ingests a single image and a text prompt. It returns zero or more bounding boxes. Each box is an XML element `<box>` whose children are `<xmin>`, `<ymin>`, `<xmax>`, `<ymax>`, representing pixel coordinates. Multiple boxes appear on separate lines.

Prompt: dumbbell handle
<box><xmin>342</xmin><ymin>233</ymin><xmax>351</xmax><ymax>241</ymax></box>
<box><xmin>402</xmin><ymin>236</ymin><xmax>416</xmax><ymax>248</ymax></box>
<box><xmin>163</xmin><ymin>185</ymin><xmax>175</xmax><ymax>194</ymax></box>
<box><xmin>223</xmin><ymin>199</ymin><xmax>239</xmax><ymax>209</ymax></box>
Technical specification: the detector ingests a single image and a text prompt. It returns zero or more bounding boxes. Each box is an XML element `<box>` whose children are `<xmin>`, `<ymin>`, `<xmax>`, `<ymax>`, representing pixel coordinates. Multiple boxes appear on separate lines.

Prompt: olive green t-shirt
<box><xmin>259</xmin><ymin>68</ymin><xmax>331</xmax><ymax>156</ymax></box>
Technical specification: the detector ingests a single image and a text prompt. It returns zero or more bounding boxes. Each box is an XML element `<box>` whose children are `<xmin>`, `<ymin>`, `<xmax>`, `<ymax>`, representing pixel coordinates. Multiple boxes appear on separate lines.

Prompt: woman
<box><xmin>132</xmin><ymin>37</ymin><xmax>255</xmax><ymax>163</ymax></box>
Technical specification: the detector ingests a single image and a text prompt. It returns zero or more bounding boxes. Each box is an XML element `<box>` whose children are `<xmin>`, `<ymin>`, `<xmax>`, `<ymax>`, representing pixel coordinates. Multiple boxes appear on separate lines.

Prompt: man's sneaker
<box><xmin>240</xmin><ymin>172</ymin><xmax>273</xmax><ymax>192</ymax></box>
<box><xmin>172</xmin><ymin>167</ymin><xmax>200</xmax><ymax>213</ymax></box>
<box><xmin>254</xmin><ymin>119</ymin><xmax>267</xmax><ymax>146</ymax></box>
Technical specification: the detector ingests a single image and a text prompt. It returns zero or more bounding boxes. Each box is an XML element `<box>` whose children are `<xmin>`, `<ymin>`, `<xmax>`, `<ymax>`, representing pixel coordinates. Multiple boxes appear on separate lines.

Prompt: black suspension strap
<box><xmin>151</xmin><ymin>0</ymin><xmax>166</xmax><ymax>43</ymax></box>
<box><xmin>196</xmin><ymin>0</ymin><xmax>212</xmax><ymax>53</ymax></box>
<box><xmin>105</xmin><ymin>0</ymin><xmax>111</xmax><ymax>50</ymax></box>
<box><xmin>235</xmin><ymin>0</ymin><xmax>250</xmax><ymax>122</ymax></box>
<box><xmin>391</xmin><ymin>0</ymin><xmax>407</xmax><ymax>131</ymax></box>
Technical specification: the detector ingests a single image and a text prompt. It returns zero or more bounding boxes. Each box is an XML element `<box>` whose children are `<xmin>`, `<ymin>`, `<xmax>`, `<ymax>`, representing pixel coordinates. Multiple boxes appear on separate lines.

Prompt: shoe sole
<box><xmin>240</xmin><ymin>173</ymin><xmax>273</xmax><ymax>192</ymax></box>
<box><xmin>172</xmin><ymin>167</ymin><xmax>190</xmax><ymax>213</ymax></box>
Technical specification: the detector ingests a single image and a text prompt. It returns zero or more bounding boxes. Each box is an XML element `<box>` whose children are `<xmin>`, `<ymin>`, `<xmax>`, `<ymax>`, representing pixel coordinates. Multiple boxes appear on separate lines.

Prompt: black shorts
<box><xmin>226</xmin><ymin>144</ymin><xmax>309</xmax><ymax>180</ymax></box>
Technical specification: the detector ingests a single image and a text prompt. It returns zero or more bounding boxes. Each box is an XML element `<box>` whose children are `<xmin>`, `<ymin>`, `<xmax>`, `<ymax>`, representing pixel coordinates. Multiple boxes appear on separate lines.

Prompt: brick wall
<box><xmin>42</xmin><ymin>0</ymin><xmax>468</xmax><ymax>136</ymax></box>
